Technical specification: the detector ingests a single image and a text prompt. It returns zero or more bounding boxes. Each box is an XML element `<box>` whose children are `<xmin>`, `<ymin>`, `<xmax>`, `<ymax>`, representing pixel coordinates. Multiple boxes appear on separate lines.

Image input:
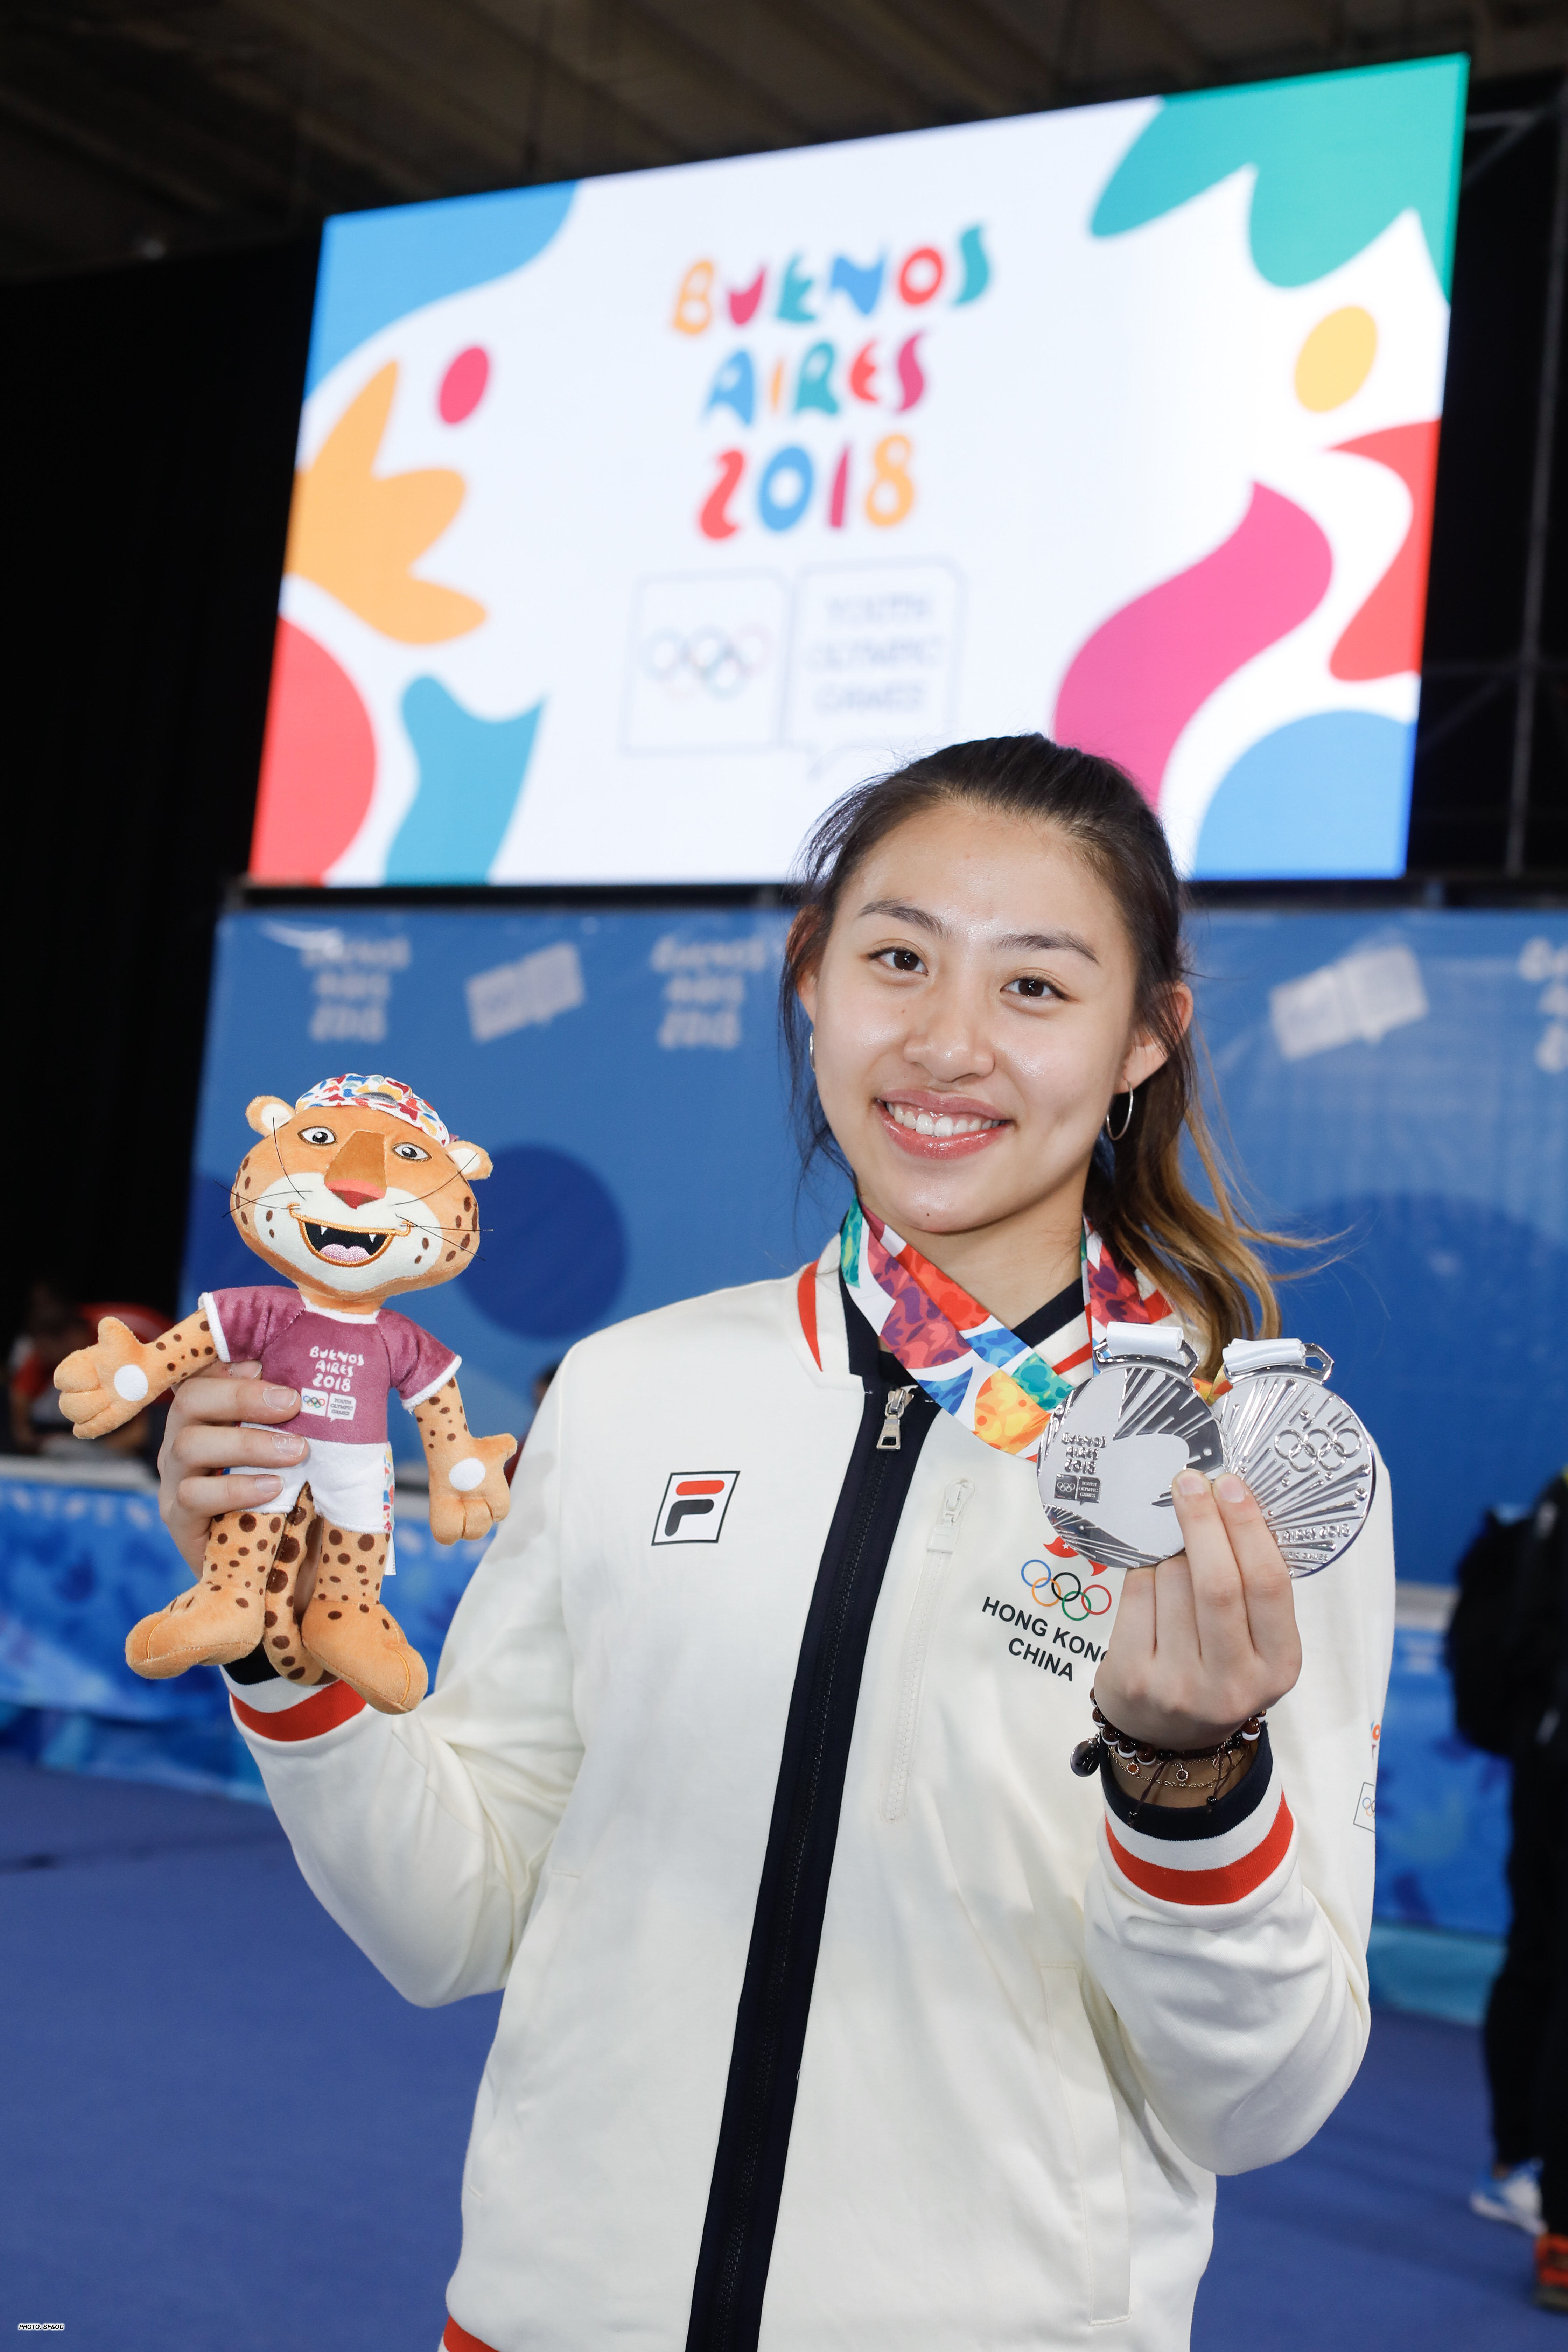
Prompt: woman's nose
<box><xmin>906</xmin><ymin>994</ymin><xmax>993</xmax><ymax>1079</ymax></box>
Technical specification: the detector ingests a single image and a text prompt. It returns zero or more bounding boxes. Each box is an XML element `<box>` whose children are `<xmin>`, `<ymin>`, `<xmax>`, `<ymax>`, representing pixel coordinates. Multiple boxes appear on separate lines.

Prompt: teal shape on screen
<box><xmin>385</xmin><ymin>680</ymin><xmax>542</xmax><ymax>883</ymax></box>
<box><xmin>1092</xmin><ymin>57</ymin><xmax>1467</xmax><ymax>291</ymax></box>
<box><xmin>1193</xmin><ymin>710</ymin><xmax>1415</xmax><ymax>880</ymax></box>
<box><xmin>306</xmin><ymin>181</ymin><xmax>576</xmax><ymax>392</ymax></box>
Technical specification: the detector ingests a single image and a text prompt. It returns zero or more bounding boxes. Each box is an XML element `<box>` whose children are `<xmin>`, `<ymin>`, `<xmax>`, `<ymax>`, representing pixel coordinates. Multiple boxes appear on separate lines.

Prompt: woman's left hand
<box><xmin>1093</xmin><ymin>1470</ymin><xmax>1302</xmax><ymax>1750</ymax></box>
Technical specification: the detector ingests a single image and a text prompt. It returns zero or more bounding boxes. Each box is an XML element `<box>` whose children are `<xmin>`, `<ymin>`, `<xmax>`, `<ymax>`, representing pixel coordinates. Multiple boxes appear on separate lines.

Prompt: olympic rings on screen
<box><xmin>1020</xmin><ymin>1559</ymin><xmax>1113</xmax><ymax>1619</ymax></box>
<box><xmin>639</xmin><ymin>624</ymin><xmax>772</xmax><ymax>702</ymax></box>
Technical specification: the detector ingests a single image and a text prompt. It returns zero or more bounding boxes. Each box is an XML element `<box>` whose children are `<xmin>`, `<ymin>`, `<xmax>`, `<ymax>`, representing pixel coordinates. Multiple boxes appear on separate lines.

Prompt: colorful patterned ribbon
<box><xmin>839</xmin><ymin>1199</ymin><xmax>1175</xmax><ymax>1459</ymax></box>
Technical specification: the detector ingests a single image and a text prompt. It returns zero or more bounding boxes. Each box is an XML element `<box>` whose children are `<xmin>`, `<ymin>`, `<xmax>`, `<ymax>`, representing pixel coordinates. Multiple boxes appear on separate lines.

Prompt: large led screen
<box><xmin>250</xmin><ymin>57</ymin><xmax>1466</xmax><ymax>886</ymax></box>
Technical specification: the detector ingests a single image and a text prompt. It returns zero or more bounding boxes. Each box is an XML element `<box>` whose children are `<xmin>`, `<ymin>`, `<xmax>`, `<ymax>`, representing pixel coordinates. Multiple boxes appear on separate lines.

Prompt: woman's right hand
<box><xmin>157</xmin><ymin>1361</ymin><xmax>307</xmax><ymax>1576</ymax></box>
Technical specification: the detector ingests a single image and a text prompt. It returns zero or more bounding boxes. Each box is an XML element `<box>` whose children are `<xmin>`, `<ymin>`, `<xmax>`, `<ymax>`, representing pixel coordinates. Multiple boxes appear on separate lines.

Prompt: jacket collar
<box><xmin>794</xmin><ymin>1235</ymin><xmax>853</xmax><ymax>1382</ymax></box>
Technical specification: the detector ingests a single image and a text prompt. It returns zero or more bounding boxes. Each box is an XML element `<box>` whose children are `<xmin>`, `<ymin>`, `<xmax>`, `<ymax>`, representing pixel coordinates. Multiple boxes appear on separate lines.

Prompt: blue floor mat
<box><xmin>1</xmin><ymin>1757</ymin><xmax>1560</xmax><ymax>2350</ymax></box>
<box><xmin>0</xmin><ymin>1756</ymin><xmax>499</xmax><ymax>2351</ymax></box>
<box><xmin>1197</xmin><ymin>2010</ymin><xmax>1558</xmax><ymax>2348</ymax></box>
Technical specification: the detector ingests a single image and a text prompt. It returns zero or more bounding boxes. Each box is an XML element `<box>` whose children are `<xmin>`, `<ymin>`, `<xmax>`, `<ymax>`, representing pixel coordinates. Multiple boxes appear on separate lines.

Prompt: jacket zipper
<box><xmin>883</xmin><ymin>1477</ymin><xmax>974</xmax><ymax>1822</ymax></box>
<box><xmin>877</xmin><ymin>1383</ymin><xmax>917</xmax><ymax>1449</ymax></box>
<box><xmin>691</xmin><ymin>1382</ymin><xmax>921</xmax><ymax>2352</ymax></box>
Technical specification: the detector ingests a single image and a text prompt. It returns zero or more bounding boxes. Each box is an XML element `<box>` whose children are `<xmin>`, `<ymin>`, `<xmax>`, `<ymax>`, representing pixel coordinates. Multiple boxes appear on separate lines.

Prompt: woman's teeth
<box><xmin>884</xmin><ymin>1101</ymin><xmax>1002</xmax><ymax>1139</ymax></box>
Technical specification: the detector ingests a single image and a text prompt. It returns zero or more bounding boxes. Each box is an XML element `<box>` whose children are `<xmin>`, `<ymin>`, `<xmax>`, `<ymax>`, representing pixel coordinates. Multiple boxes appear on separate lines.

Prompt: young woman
<box><xmin>158</xmin><ymin>736</ymin><xmax>1393</xmax><ymax>2352</ymax></box>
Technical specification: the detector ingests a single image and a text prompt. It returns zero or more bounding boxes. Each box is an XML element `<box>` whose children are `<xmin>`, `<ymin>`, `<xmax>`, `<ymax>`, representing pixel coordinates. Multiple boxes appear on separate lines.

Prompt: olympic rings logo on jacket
<box><xmin>1021</xmin><ymin>1560</ymin><xmax>1113</xmax><ymax>1620</ymax></box>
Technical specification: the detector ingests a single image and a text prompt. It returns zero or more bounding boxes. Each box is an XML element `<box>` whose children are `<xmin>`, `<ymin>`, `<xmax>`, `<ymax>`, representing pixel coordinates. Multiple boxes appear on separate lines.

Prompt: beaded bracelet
<box><xmin>1070</xmin><ymin>1689</ymin><xmax>1265</xmax><ymax>1806</ymax></box>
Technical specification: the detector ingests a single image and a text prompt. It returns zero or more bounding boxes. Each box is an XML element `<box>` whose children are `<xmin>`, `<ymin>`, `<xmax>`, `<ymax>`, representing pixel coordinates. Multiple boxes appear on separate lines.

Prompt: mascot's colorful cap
<box><xmin>295</xmin><ymin>1074</ymin><xmax>451</xmax><ymax>1147</ymax></box>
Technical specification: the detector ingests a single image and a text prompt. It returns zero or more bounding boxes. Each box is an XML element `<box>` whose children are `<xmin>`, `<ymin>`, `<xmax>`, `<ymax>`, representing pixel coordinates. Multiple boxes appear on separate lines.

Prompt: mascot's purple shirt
<box><xmin>203</xmin><ymin>1286</ymin><xmax>458</xmax><ymax>1447</ymax></box>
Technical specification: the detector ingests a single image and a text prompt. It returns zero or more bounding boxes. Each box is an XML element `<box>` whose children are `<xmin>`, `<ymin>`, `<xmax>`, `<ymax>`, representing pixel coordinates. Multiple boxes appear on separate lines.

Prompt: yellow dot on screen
<box><xmin>1294</xmin><ymin>307</ymin><xmax>1378</xmax><ymax>412</ymax></box>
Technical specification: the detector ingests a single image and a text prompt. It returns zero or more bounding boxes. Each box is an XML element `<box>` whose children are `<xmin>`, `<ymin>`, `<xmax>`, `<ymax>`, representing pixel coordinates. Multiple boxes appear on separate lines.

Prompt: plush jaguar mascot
<box><xmin>54</xmin><ymin>1074</ymin><xmax>516</xmax><ymax>1715</ymax></box>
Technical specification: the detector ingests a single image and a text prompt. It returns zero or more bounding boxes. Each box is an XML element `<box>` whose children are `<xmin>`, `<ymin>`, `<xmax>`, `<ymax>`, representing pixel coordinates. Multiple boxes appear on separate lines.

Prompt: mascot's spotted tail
<box><xmin>54</xmin><ymin>1075</ymin><xmax>518</xmax><ymax>1715</ymax></box>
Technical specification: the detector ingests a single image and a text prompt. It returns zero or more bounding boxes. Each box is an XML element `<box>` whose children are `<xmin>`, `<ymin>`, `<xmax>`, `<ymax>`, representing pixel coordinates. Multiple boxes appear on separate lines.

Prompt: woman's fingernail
<box><xmin>1215</xmin><ymin>1474</ymin><xmax>1248</xmax><ymax>1504</ymax></box>
<box><xmin>264</xmin><ymin>1386</ymin><xmax>299</xmax><ymax>1410</ymax></box>
<box><xmin>252</xmin><ymin>1476</ymin><xmax>282</xmax><ymax>1497</ymax></box>
<box><xmin>272</xmin><ymin>1435</ymin><xmax>307</xmax><ymax>1458</ymax></box>
<box><xmin>1174</xmin><ymin>1469</ymin><xmax>1207</xmax><ymax>1497</ymax></box>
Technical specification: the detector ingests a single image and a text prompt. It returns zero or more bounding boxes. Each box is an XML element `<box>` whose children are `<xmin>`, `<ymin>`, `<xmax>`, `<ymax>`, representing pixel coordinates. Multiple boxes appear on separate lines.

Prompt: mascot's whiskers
<box><xmin>55</xmin><ymin>1074</ymin><xmax>518</xmax><ymax>1715</ymax></box>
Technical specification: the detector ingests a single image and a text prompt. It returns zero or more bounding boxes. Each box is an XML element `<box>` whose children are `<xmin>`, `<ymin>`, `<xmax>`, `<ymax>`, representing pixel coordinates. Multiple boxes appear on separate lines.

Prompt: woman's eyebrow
<box><xmin>856</xmin><ymin>898</ymin><xmax>948</xmax><ymax>934</ymax></box>
<box><xmin>854</xmin><ymin>901</ymin><xmax>1099</xmax><ymax>964</ymax></box>
<box><xmin>995</xmin><ymin>928</ymin><xmax>1099</xmax><ymax>962</ymax></box>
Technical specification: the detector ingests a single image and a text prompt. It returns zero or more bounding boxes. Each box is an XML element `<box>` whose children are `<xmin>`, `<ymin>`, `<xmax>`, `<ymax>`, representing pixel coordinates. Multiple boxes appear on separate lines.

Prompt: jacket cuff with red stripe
<box><xmin>1099</xmin><ymin>1731</ymin><xmax>1296</xmax><ymax>1912</ymax></box>
<box><xmin>223</xmin><ymin>1667</ymin><xmax>368</xmax><ymax>1743</ymax></box>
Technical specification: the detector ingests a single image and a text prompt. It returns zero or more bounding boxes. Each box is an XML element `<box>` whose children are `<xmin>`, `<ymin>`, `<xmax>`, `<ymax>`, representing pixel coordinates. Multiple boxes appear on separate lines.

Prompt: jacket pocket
<box><xmin>509</xmin><ymin>1864</ymin><xmax>581</xmax><ymax>2024</ymax></box>
<box><xmin>883</xmin><ymin>1477</ymin><xmax>974</xmax><ymax>1821</ymax></box>
<box><xmin>1041</xmin><ymin>1966</ymin><xmax>1132</xmax><ymax>2325</ymax></box>
<box><xmin>464</xmin><ymin>1867</ymin><xmax>581</xmax><ymax>2202</ymax></box>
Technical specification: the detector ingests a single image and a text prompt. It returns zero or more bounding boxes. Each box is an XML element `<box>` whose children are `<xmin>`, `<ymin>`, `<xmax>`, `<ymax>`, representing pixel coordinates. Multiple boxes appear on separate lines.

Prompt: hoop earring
<box><xmin>808</xmin><ymin>1029</ymin><xmax>816</xmax><ymax>1072</ymax></box>
<box><xmin>1104</xmin><ymin>1087</ymin><xmax>1135</xmax><ymax>1142</ymax></box>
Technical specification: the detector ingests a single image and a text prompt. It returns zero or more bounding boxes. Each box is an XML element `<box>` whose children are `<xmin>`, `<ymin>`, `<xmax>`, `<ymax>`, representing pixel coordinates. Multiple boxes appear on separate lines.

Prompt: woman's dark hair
<box><xmin>780</xmin><ymin>733</ymin><xmax>1287</xmax><ymax>1377</ymax></box>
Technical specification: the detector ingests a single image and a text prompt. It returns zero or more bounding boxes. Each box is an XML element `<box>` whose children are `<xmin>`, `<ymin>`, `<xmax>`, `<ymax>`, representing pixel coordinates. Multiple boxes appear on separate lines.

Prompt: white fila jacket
<box><xmin>228</xmin><ymin>1243</ymin><xmax>1395</xmax><ymax>2352</ymax></box>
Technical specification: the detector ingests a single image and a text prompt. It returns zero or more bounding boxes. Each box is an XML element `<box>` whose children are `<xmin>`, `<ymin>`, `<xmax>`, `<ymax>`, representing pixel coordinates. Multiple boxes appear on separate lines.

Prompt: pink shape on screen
<box><xmin>249</xmin><ymin>620</ymin><xmax>376</xmax><ymax>883</ymax></box>
<box><xmin>728</xmin><ymin>268</ymin><xmax>766</xmax><ymax>326</ymax></box>
<box><xmin>1052</xmin><ymin>484</ymin><xmax>1332</xmax><ymax>807</ymax></box>
<box><xmin>438</xmin><ymin>346</ymin><xmax>490</xmax><ymax>424</ymax></box>
<box><xmin>1329</xmin><ymin>421</ymin><xmax>1440</xmax><ymax>682</ymax></box>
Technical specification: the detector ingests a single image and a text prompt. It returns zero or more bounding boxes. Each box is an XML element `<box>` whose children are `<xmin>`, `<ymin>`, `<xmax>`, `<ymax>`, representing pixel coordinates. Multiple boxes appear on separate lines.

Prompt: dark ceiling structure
<box><xmin>5</xmin><ymin>0</ymin><xmax>1568</xmax><ymax>278</ymax></box>
<box><xmin>6</xmin><ymin>0</ymin><xmax>1568</xmax><ymax>1336</ymax></box>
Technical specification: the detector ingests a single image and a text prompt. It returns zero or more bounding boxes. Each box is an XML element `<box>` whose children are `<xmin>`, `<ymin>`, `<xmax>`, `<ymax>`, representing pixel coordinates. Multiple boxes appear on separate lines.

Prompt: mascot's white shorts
<box><xmin>236</xmin><ymin>1433</ymin><xmax>396</xmax><ymax>1561</ymax></box>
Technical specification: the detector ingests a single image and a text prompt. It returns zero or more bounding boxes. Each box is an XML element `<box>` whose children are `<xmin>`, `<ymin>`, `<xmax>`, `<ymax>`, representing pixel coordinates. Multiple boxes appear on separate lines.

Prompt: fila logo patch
<box><xmin>653</xmin><ymin>1472</ymin><xmax>739</xmax><ymax>1545</ymax></box>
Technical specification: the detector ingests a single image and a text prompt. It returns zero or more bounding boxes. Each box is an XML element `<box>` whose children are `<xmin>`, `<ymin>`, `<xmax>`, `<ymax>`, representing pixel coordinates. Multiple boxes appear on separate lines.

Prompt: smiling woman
<box><xmin>140</xmin><ymin>737</ymin><xmax>1395</xmax><ymax>2352</ymax></box>
<box><xmin>785</xmin><ymin>733</ymin><xmax>1286</xmax><ymax>1366</ymax></box>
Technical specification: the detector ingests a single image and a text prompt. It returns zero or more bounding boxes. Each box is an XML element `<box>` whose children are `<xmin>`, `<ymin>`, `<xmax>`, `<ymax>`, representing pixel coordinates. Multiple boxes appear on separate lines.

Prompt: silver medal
<box><xmin>1038</xmin><ymin>1325</ymin><xmax>1224</xmax><ymax>1572</ymax></box>
<box><xmin>1212</xmin><ymin>1337</ymin><xmax>1375</xmax><ymax>1575</ymax></box>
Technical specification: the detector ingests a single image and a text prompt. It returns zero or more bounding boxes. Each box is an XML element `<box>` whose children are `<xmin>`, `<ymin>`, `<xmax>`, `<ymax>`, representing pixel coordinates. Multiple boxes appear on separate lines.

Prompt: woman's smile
<box><xmin>876</xmin><ymin>1088</ymin><xmax>1010</xmax><ymax>1156</ymax></box>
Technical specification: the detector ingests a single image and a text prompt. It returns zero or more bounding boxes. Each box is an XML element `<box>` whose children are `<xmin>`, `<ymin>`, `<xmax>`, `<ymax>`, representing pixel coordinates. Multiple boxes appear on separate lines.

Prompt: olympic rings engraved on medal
<box><xmin>639</xmin><ymin>623</ymin><xmax>773</xmax><ymax>702</ymax></box>
<box><xmin>1212</xmin><ymin>1351</ymin><xmax>1374</xmax><ymax>1576</ymax></box>
<box><xmin>1021</xmin><ymin>1560</ymin><xmax>1112</xmax><ymax>1619</ymax></box>
<box><xmin>1272</xmin><ymin>1419</ymin><xmax>1362</xmax><ymax>1476</ymax></box>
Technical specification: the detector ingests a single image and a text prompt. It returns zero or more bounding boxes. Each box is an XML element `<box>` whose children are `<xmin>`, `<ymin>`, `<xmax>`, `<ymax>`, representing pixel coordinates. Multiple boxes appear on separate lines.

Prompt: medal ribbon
<box><xmin>839</xmin><ymin>1198</ymin><xmax>1177</xmax><ymax>1459</ymax></box>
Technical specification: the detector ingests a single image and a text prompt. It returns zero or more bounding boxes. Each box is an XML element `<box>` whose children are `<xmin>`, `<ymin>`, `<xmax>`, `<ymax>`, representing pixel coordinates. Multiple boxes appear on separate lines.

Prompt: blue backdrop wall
<box><xmin>7</xmin><ymin>896</ymin><xmax>1555</xmax><ymax>1932</ymax></box>
<box><xmin>1186</xmin><ymin>908</ymin><xmax>1568</xmax><ymax>1581</ymax></box>
<box><xmin>183</xmin><ymin>907</ymin><xmax>825</xmax><ymax>1467</ymax></box>
<box><xmin>188</xmin><ymin>903</ymin><xmax>1568</xmax><ymax>1589</ymax></box>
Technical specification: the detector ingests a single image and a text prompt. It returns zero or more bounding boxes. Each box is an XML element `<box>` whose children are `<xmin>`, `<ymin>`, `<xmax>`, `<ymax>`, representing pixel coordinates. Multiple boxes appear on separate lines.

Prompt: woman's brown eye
<box><xmin>891</xmin><ymin>949</ymin><xmax>921</xmax><ymax>971</ymax></box>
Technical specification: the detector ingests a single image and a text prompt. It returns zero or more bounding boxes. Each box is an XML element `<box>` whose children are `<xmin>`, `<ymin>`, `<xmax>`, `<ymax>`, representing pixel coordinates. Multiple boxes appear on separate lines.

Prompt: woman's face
<box><xmin>797</xmin><ymin>801</ymin><xmax>1184</xmax><ymax>1245</ymax></box>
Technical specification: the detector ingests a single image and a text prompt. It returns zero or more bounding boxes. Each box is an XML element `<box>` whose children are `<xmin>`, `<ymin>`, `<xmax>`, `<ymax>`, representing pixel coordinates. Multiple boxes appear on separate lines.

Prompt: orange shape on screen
<box><xmin>1329</xmin><ymin>420</ymin><xmax>1441</xmax><ymax>681</ymax></box>
<box><xmin>249</xmin><ymin>620</ymin><xmax>376</xmax><ymax>882</ymax></box>
<box><xmin>285</xmin><ymin>362</ymin><xmax>485</xmax><ymax>644</ymax></box>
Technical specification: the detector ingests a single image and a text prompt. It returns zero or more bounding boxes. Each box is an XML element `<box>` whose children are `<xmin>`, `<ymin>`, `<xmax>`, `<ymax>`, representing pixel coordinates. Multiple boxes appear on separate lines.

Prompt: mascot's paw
<box><xmin>126</xmin><ymin>1583</ymin><xmax>267</xmax><ymax>1679</ymax></box>
<box><xmin>428</xmin><ymin>1432</ymin><xmax>518</xmax><ymax>1545</ymax></box>
<box><xmin>56</xmin><ymin>1317</ymin><xmax>164</xmax><ymax>1440</ymax></box>
<box><xmin>300</xmin><ymin>1592</ymin><xmax>429</xmax><ymax>1715</ymax></box>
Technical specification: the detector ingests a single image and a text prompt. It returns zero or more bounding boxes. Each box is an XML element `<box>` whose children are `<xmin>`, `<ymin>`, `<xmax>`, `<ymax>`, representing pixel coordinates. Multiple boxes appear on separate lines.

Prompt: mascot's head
<box><xmin>233</xmin><ymin>1074</ymin><xmax>491</xmax><ymax>1308</ymax></box>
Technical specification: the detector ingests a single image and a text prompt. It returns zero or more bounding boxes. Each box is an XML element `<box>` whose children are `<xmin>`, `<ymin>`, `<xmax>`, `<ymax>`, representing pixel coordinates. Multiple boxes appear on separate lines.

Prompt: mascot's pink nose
<box><xmin>322</xmin><ymin>1128</ymin><xmax>389</xmax><ymax>1210</ymax></box>
<box><xmin>328</xmin><ymin>1180</ymin><xmax>385</xmax><ymax>1209</ymax></box>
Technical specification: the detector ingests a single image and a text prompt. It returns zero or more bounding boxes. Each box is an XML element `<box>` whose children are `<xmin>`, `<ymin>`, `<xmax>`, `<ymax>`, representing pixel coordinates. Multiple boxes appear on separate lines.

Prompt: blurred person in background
<box><xmin>1451</xmin><ymin>1472</ymin><xmax>1568</xmax><ymax>2311</ymax></box>
<box><xmin>10</xmin><ymin>1278</ymin><xmax>171</xmax><ymax>1464</ymax></box>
